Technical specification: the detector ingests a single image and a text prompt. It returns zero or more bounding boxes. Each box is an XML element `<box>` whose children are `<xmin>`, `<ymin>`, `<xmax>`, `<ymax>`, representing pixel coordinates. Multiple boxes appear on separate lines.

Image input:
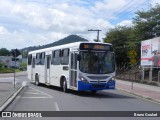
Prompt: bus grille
<box><xmin>92</xmin><ymin>84</ymin><xmax>105</xmax><ymax>88</ymax></box>
<box><xmin>87</xmin><ymin>76</ymin><xmax>109</xmax><ymax>80</ymax></box>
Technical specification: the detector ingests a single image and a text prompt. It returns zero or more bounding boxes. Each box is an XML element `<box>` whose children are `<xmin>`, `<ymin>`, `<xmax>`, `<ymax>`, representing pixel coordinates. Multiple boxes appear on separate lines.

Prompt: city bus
<box><xmin>27</xmin><ymin>42</ymin><xmax>115</xmax><ymax>93</ymax></box>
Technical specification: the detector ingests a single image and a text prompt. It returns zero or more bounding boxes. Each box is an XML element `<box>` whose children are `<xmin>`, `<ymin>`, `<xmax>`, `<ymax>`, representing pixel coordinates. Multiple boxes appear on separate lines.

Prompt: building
<box><xmin>0</xmin><ymin>55</ymin><xmax>23</xmax><ymax>68</ymax></box>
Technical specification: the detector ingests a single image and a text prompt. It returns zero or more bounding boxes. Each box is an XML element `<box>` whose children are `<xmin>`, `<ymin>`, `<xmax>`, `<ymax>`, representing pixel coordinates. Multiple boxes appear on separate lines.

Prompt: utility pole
<box><xmin>88</xmin><ymin>29</ymin><xmax>102</xmax><ymax>42</ymax></box>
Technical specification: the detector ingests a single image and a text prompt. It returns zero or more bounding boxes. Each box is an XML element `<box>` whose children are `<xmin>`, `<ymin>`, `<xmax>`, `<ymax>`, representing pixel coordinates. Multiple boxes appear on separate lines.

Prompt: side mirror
<box><xmin>77</xmin><ymin>54</ymin><xmax>81</xmax><ymax>61</ymax></box>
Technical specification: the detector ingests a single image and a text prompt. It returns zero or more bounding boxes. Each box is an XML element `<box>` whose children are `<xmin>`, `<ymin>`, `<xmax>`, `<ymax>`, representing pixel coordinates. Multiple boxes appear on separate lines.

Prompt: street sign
<box><xmin>128</xmin><ymin>50</ymin><xmax>137</xmax><ymax>64</ymax></box>
<box><xmin>130</xmin><ymin>59</ymin><xmax>136</xmax><ymax>64</ymax></box>
<box><xmin>129</xmin><ymin>50</ymin><xmax>137</xmax><ymax>56</ymax></box>
<box><xmin>11</xmin><ymin>49</ymin><xmax>21</xmax><ymax>57</ymax></box>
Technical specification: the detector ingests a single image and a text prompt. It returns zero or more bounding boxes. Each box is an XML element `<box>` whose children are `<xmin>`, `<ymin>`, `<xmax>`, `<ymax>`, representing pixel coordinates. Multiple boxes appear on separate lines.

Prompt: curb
<box><xmin>0</xmin><ymin>86</ymin><xmax>24</xmax><ymax>111</ymax></box>
<box><xmin>117</xmin><ymin>87</ymin><xmax>160</xmax><ymax>104</ymax></box>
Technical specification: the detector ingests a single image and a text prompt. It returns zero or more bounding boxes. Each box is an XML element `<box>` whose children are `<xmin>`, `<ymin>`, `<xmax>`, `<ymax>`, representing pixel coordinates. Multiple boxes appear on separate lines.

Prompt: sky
<box><xmin>0</xmin><ymin>0</ymin><xmax>160</xmax><ymax>50</ymax></box>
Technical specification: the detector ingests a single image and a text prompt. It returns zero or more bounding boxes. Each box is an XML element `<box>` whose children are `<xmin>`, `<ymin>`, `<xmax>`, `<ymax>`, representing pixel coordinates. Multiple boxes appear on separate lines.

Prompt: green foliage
<box><xmin>0</xmin><ymin>62</ymin><xmax>4</xmax><ymax>68</ymax></box>
<box><xmin>104</xmin><ymin>26</ymin><xmax>136</xmax><ymax>68</ymax></box>
<box><xmin>20</xmin><ymin>62</ymin><xmax>27</xmax><ymax>68</ymax></box>
<box><xmin>0</xmin><ymin>68</ymin><xmax>22</xmax><ymax>73</ymax></box>
<box><xmin>104</xmin><ymin>4</ymin><xmax>160</xmax><ymax>68</ymax></box>
<box><xmin>20</xmin><ymin>62</ymin><xmax>27</xmax><ymax>71</ymax></box>
<box><xmin>21</xmin><ymin>51</ymin><xmax>28</xmax><ymax>58</ymax></box>
<box><xmin>133</xmin><ymin>4</ymin><xmax>160</xmax><ymax>39</ymax></box>
<box><xmin>0</xmin><ymin>68</ymin><xmax>14</xmax><ymax>73</ymax></box>
<box><xmin>0</xmin><ymin>48</ymin><xmax>10</xmax><ymax>56</ymax></box>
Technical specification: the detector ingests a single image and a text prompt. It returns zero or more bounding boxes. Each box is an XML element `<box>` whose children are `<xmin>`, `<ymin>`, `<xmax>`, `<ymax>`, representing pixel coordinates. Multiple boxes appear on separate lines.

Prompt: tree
<box><xmin>133</xmin><ymin>4</ymin><xmax>160</xmax><ymax>39</ymax></box>
<box><xmin>104</xmin><ymin>26</ymin><xmax>135</xmax><ymax>68</ymax></box>
<box><xmin>104</xmin><ymin>4</ymin><xmax>160</xmax><ymax>69</ymax></box>
<box><xmin>21</xmin><ymin>50</ymin><xmax>28</xmax><ymax>58</ymax></box>
<box><xmin>20</xmin><ymin>62</ymin><xmax>27</xmax><ymax>70</ymax></box>
<box><xmin>0</xmin><ymin>61</ymin><xmax>4</xmax><ymax>68</ymax></box>
<box><xmin>0</xmin><ymin>48</ymin><xmax>10</xmax><ymax>56</ymax></box>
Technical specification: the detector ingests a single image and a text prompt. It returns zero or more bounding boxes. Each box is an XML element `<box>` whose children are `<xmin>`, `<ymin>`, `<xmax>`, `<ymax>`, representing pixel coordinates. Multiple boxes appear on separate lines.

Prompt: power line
<box><xmin>106</xmin><ymin>0</ymin><xmax>140</xmax><ymax>21</ymax></box>
<box><xmin>88</xmin><ymin>29</ymin><xmax>102</xmax><ymax>42</ymax></box>
<box><xmin>109</xmin><ymin>0</ymin><xmax>149</xmax><ymax>25</ymax></box>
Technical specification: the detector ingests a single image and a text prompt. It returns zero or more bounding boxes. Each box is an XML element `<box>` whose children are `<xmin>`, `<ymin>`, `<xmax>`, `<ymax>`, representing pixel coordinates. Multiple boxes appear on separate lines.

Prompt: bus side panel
<box><xmin>35</xmin><ymin>65</ymin><xmax>45</xmax><ymax>84</ymax></box>
<box><xmin>50</xmin><ymin>65</ymin><xmax>69</xmax><ymax>87</ymax></box>
<box><xmin>50</xmin><ymin>65</ymin><xmax>62</xmax><ymax>87</ymax></box>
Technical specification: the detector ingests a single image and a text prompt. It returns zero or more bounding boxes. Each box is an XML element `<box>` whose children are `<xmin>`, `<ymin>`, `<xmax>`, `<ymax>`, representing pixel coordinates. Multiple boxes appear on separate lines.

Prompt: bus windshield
<box><xmin>79</xmin><ymin>51</ymin><xmax>115</xmax><ymax>74</ymax></box>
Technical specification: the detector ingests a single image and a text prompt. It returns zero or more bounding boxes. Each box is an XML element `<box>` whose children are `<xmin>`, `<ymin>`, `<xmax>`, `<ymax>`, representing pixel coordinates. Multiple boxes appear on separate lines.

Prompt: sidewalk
<box><xmin>0</xmin><ymin>72</ymin><xmax>26</xmax><ymax>111</ymax></box>
<box><xmin>116</xmin><ymin>79</ymin><xmax>160</xmax><ymax>103</ymax></box>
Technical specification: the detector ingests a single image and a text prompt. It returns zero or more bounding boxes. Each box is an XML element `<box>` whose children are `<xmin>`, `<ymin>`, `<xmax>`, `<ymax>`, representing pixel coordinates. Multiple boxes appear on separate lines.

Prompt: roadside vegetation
<box><xmin>104</xmin><ymin>4</ymin><xmax>160</xmax><ymax>84</ymax></box>
<box><xmin>0</xmin><ymin>62</ymin><xmax>26</xmax><ymax>74</ymax></box>
<box><xmin>104</xmin><ymin>4</ymin><xmax>160</xmax><ymax>68</ymax></box>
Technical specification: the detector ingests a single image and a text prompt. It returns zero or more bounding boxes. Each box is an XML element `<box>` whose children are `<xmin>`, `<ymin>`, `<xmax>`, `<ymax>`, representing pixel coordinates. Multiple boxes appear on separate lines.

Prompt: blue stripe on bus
<box><xmin>77</xmin><ymin>80</ymin><xmax>115</xmax><ymax>91</ymax></box>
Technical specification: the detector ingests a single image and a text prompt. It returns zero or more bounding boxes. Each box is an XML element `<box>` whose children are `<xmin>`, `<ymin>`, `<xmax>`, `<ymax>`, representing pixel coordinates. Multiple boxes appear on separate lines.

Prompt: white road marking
<box><xmin>21</xmin><ymin>97</ymin><xmax>53</xmax><ymax>98</ymax></box>
<box><xmin>27</xmin><ymin>87</ymin><xmax>53</xmax><ymax>98</ymax></box>
<box><xmin>26</xmin><ymin>90</ymin><xmax>35</xmax><ymax>92</ymax></box>
<box><xmin>0</xmin><ymin>77</ymin><xmax>15</xmax><ymax>79</ymax></box>
<box><xmin>22</xmin><ymin>87</ymin><xmax>59</xmax><ymax>111</ymax></box>
<box><xmin>24</xmin><ymin>92</ymin><xmax>42</xmax><ymax>94</ymax></box>
<box><xmin>54</xmin><ymin>102</ymin><xmax>60</xmax><ymax>111</ymax></box>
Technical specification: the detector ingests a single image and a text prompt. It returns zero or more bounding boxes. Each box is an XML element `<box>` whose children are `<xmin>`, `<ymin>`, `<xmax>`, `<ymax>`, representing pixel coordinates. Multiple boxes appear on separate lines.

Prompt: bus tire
<box><xmin>35</xmin><ymin>74</ymin><xmax>39</xmax><ymax>86</ymax></box>
<box><xmin>62</xmin><ymin>79</ymin><xmax>68</xmax><ymax>93</ymax></box>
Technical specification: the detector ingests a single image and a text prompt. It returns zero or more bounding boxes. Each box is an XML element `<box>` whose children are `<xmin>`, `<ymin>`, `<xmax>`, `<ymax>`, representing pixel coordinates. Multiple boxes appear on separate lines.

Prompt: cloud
<box><xmin>0</xmin><ymin>0</ymin><xmax>158</xmax><ymax>50</ymax></box>
<box><xmin>0</xmin><ymin>26</ymin><xmax>9</xmax><ymax>34</ymax></box>
<box><xmin>0</xmin><ymin>25</ymin><xmax>68</xmax><ymax>50</ymax></box>
<box><xmin>151</xmin><ymin>0</ymin><xmax>160</xmax><ymax>5</ymax></box>
<box><xmin>116</xmin><ymin>20</ymin><xmax>133</xmax><ymax>27</ymax></box>
<box><xmin>91</xmin><ymin>0</ymin><xmax>127</xmax><ymax>19</ymax></box>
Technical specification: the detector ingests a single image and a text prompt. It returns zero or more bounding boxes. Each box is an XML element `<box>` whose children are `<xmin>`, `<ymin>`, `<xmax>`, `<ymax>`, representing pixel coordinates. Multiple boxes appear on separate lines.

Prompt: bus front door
<box><xmin>45</xmin><ymin>55</ymin><xmax>51</xmax><ymax>84</ymax></box>
<box><xmin>31</xmin><ymin>57</ymin><xmax>35</xmax><ymax>81</ymax></box>
<box><xmin>70</xmin><ymin>52</ymin><xmax>77</xmax><ymax>88</ymax></box>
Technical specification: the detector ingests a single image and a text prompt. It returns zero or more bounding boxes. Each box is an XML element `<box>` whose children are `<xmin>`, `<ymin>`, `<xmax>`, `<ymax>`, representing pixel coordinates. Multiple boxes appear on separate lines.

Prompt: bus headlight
<box><xmin>108</xmin><ymin>78</ymin><xmax>114</xmax><ymax>83</ymax></box>
<box><xmin>79</xmin><ymin>74</ymin><xmax>88</xmax><ymax>83</ymax></box>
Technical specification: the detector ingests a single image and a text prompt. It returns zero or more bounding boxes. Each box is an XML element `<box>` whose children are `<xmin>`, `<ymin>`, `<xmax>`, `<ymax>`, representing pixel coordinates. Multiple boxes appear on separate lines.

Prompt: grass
<box><xmin>0</xmin><ymin>68</ymin><xmax>22</xmax><ymax>73</ymax></box>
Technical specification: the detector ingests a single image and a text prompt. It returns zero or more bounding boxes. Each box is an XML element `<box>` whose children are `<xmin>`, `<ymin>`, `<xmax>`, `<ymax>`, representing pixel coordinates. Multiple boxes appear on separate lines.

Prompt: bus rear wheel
<box><xmin>62</xmin><ymin>79</ymin><xmax>68</xmax><ymax>93</ymax></box>
<box><xmin>35</xmin><ymin>74</ymin><xmax>39</xmax><ymax>86</ymax></box>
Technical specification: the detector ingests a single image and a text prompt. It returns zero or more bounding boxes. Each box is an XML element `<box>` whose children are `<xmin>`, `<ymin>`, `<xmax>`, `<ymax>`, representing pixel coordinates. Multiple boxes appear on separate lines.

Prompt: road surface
<box><xmin>1</xmin><ymin>76</ymin><xmax>160</xmax><ymax>120</ymax></box>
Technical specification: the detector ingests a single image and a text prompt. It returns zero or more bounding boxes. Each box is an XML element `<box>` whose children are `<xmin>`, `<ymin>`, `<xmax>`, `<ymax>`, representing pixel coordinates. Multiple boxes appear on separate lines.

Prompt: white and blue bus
<box><xmin>27</xmin><ymin>42</ymin><xmax>115</xmax><ymax>93</ymax></box>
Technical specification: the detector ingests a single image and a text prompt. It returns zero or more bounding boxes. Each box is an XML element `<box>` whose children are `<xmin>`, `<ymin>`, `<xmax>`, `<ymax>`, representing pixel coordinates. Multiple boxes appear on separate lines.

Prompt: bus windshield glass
<box><xmin>79</xmin><ymin>51</ymin><xmax>115</xmax><ymax>74</ymax></box>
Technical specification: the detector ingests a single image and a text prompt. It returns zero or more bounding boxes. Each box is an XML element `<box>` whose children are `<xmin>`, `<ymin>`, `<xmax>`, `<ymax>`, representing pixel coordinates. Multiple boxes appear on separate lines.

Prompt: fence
<box><xmin>116</xmin><ymin>65</ymin><xmax>160</xmax><ymax>86</ymax></box>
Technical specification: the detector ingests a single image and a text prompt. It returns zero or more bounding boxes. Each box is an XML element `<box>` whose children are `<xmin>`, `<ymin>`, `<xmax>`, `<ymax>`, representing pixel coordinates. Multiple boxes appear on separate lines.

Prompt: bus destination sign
<box><xmin>80</xmin><ymin>43</ymin><xmax>112</xmax><ymax>51</ymax></box>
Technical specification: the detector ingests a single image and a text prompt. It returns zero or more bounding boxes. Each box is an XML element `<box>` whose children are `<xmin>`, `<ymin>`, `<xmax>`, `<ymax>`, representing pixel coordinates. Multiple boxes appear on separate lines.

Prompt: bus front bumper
<box><xmin>77</xmin><ymin>80</ymin><xmax>115</xmax><ymax>91</ymax></box>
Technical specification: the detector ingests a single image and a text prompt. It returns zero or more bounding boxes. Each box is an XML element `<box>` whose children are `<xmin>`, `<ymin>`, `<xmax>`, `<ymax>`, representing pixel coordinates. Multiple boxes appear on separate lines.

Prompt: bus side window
<box><xmin>36</xmin><ymin>53</ymin><xmax>40</xmax><ymax>65</ymax></box>
<box><xmin>41</xmin><ymin>52</ymin><xmax>45</xmax><ymax>65</ymax></box>
<box><xmin>28</xmin><ymin>54</ymin><xmax>32</xmax><ymax>65</ymax></box>
<box><xmin>51</xmin><ymin>51</ymin><xmax>54</xmax><ymax>65</ymax></box>
<box><xmin>32</xmin><ymin>58</ymin><xmax>35</xmax><ymax>68</ymax></box>
<box><xmin>61</xmin><ymin>48</ymin><xmax>69</xmax><ymax>65</ymax></box>
<box><xmin>52</xmin><ymin>50</ymin><xmax>61</xmax><ymax>65</ymax></box>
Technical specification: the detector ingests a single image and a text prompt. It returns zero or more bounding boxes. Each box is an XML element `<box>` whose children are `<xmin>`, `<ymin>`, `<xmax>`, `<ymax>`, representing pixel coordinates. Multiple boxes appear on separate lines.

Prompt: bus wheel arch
<box><xmin>35</xmin><ymin>73</ymin><xmax>39</xmax><ymax>86</ymax></box>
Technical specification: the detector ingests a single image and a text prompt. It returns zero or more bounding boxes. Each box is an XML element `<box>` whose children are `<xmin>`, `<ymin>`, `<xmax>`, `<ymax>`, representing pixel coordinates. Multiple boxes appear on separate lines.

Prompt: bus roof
<box><xmin>28</xmin><ymin>41</ymin><xmax>112</xmax><ymax>54</ymax></box>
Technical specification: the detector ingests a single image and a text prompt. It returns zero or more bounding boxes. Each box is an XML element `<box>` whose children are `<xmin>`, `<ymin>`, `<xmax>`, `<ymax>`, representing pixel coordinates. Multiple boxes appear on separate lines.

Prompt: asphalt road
<box><xmin>1</xmin><ymin>76</ymin><xmax>160</xmax><ymax>120</ymax></box>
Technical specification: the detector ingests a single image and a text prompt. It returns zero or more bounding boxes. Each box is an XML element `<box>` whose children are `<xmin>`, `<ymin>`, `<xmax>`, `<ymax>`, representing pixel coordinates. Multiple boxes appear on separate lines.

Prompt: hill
<box><xmin>21</xmin><ymin>35</ymin><xmax>88</xmax><ymax>52</ymax></box>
